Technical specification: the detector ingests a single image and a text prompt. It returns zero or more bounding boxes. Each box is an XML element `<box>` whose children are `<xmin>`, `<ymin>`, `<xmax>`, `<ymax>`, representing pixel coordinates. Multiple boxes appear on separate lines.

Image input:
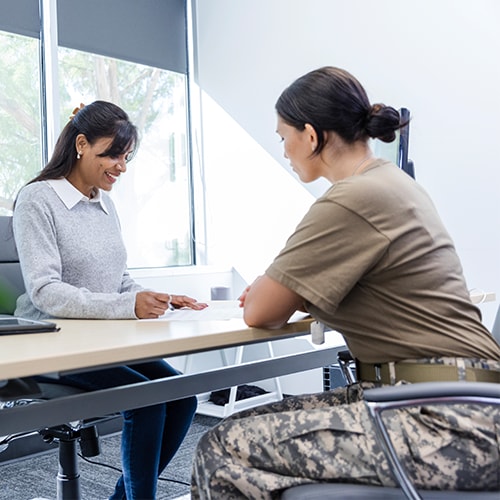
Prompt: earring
<box><xmin>76</xmin><ymin>151</ymin><xmax>81</xmax><ymax>160</ymax></box>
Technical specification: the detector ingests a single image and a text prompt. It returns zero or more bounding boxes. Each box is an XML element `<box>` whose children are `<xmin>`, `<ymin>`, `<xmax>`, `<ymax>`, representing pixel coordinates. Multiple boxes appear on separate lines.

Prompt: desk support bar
<box><xmin>0</xmin><ymin>346</ymin><xmax>342</xmax><ymax>435</ymax></box>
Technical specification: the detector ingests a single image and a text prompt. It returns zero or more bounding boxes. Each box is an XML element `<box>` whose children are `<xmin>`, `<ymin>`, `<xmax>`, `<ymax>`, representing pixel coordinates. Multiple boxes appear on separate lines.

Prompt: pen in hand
<box><xmin>168</xmin><ymin>295</ymin><xmax>175</xmax><ymax>311</ymax></box>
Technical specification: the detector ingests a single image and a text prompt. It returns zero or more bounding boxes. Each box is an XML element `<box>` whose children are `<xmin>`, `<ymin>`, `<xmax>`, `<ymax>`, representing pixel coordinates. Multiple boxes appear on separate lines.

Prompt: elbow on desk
<box><xmin>243</xmin><ymin>309</ymin><xmax>287</xmax><ymax>330</ymax></box>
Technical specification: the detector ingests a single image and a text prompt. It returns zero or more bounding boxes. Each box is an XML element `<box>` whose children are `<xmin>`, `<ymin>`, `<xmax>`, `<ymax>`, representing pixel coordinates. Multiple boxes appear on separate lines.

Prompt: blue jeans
<box><xmin>41</xmin><ymin>360</ymin><xmax>197</xmax><ymax>499</ymax></box>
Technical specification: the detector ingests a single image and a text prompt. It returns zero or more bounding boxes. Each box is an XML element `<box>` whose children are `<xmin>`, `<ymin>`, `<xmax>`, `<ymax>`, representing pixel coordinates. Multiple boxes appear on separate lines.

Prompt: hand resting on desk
<box><xmin>134</xmin><ymin>291</ymin><xmax>207</xmax><ymax>319</ymax></box>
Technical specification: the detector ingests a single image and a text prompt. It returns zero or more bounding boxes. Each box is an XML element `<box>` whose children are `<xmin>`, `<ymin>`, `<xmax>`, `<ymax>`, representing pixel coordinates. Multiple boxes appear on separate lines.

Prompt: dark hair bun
<box><xmin>365</xmin><ymin>104</ymin><xmax>401</xmax><ymax>143</ymax></box>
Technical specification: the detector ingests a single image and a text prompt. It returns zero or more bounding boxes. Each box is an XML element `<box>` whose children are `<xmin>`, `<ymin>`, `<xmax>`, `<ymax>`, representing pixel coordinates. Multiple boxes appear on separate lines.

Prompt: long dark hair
<box><xmin>276</xmin><ymin>66</ymin><xmax>407</xmax><ymax>155</ymax></box>
<box><xmin>27</xmin><ymin>100</ymin><xmax>138</xmax><ymax>185</ymax></box>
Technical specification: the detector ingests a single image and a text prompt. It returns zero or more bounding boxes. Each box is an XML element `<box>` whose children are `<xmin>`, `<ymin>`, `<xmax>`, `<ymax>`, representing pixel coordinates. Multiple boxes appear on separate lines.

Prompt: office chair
<box><xmin>281</xmin><ymin>381</ymin><xmax>500</xmax><ymax>499</ymax></box>
<box><xmin>0</xmin><ymin>215</ymin><xmax>119</xmax><ymax>500</ymax></box>
<box><xmin>313</xmin><ymin>304</ymin><xmax>500</xmax><ymax>498</ymax></box>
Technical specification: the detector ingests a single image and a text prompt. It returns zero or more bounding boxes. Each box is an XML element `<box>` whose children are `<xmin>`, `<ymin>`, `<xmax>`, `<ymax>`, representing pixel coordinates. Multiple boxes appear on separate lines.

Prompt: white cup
<box><xmin>210</xmin><ymin>286</ymin><xmax>231</xmax><ymax>300</ymax></box>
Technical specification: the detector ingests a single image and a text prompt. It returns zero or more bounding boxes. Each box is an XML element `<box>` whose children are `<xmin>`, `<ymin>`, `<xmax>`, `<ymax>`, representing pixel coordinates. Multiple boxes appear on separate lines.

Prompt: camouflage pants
<box><xmin>191</xmin><ymin>382</ymin><xmax>500</xmax><ymax>499</ymax></box>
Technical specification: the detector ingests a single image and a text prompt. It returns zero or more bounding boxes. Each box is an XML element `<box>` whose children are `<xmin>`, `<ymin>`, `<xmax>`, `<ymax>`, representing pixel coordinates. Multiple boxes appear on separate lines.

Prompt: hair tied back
<box><xmin>369</xmin><ymin>103</ymin><xmax>384</xmax><ymax>117</ymax></box>
<box><xmin>69</xmin><ymin>103</ymin><xmax>85</xmax><ymax>121</ymax></box>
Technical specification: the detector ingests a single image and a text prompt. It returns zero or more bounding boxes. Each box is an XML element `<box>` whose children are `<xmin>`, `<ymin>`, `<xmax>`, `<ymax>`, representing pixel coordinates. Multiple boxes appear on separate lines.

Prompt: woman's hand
<box><xmin>135</xmin><ymin>291</ymin><xmax>207</xmax><ymax>319</ymax></box>
<box><xmin>238</xmin><ymin>285</ymin><xmax>251</xmax><ymax>308</ymax></box>
<box><xmin>135</xmin><ymin>291</ymin><xmax>171</xmax><ymax>319</ymax></box>
<box><xmin>169</xmin><ymin>294</ymin><xmax>208</xmax><ymax>311</ymax></box>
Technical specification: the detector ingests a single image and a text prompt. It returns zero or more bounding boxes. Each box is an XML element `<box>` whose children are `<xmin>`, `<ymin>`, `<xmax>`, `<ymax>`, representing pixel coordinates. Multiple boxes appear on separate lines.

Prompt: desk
<box><xmin>1</xmin><ymin>289</ymin><xmax>496</xmax><ymax>436</ymax></box>
<box><xmin>0</xmin><ymin>316</ymin><xmax>315</xmax><ymax>379</ymax></box>
<box><xmin>0</xmin><ymin>317</ymin><xmax>345</xmax><ymax>436</ymax></box>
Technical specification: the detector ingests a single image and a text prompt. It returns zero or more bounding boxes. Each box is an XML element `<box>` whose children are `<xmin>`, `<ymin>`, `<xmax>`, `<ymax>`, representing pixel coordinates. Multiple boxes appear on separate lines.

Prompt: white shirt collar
<box><xmin>46</xmin><ymin>178</ymin><xmax>109</xmax><ymax>214</ymax></box>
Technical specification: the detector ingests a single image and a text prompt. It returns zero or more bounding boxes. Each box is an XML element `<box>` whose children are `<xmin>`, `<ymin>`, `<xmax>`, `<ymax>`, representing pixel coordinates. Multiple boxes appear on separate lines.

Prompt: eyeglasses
<box><xmin>123</xmin><ymin>150</ymin><xmax>136</xmax><ymax>163</ymax></box>
<box><xmin>98</xmin><ymin>150</ymin><xmax>136</xmax><ymax>163</ymax></box>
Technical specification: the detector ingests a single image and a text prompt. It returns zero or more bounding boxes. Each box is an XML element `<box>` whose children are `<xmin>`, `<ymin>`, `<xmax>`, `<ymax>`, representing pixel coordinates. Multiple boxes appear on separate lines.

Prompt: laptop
<box><xmin>0</xmin><ymin>315</ymin><xmax>59</xmax><ymax>335</ymax></box>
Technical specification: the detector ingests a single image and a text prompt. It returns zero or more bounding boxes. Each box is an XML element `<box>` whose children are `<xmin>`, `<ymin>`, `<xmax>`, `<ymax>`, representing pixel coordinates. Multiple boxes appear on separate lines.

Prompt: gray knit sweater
<box><xmin>13</xmin><ymin>180</ymin><xmax>143</xmax><ymax>320</ymax></box>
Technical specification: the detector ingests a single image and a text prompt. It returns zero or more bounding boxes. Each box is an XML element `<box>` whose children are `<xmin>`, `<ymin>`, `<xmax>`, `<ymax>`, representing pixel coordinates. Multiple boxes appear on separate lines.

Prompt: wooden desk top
<box><xmin>0</xmin><ymin>316</ymin><xmax>312</xmax><ymax>380</ymax></box>
<box><xmin>1</xmin><ymin>291</ymin><xmax>494</xmax><ymax>381</ymax></box>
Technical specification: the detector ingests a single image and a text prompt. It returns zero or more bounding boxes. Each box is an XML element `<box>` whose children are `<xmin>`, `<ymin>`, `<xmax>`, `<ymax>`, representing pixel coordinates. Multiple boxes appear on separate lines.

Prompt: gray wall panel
<box><xmin>0</xmin><ymin>0</ymin><xmax>40</xmax><ymax>38</ymax></box>
<box><xmin>57</xmin><ymin>0</ymin><xmax>187</xmax><ymax>73</ymax></box>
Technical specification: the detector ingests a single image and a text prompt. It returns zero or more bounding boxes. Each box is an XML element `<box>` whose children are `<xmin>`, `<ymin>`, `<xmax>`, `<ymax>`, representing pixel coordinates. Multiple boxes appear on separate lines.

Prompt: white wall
<box><xmin>194</xmin><ymin>0</ymin><xmax>500</xmax><ymax>327</ymax></box>
<box><xmin>130</xmin><ymin>265</ymin><xmax>244</xmax><ymax>302</ymax></box>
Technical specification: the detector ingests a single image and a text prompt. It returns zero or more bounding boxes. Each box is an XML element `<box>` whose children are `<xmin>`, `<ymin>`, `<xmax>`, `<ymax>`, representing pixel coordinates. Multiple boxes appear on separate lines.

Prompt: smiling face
<box><xmin>276</xmin><ymin>115</ymin><xmax>322</xmax><ymax>183</ymax></box>
<box><xmin>68</xmin><ymin>134</ymin><xmax>135</xmax><ymax>197</ymax></box>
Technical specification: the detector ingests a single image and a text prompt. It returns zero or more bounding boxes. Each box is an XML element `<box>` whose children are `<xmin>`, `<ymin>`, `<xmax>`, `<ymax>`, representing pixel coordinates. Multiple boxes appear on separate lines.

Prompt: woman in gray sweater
<box><xmin>14</xmin><ymin>101</ymin><xmax>206</xmax><ymax>500</ymax></box>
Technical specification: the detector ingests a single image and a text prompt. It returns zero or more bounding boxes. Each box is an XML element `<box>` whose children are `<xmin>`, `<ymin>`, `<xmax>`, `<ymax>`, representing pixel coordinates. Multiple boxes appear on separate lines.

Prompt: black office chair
<box><xmin>281</xmin><ymin>381</ymin><xmax>500</xmax><ymax>499</ymax></box>
<box><xmin>0</xmin><ymin>215</ymin><xmax>119</xmax><ymax>500</ymax></box>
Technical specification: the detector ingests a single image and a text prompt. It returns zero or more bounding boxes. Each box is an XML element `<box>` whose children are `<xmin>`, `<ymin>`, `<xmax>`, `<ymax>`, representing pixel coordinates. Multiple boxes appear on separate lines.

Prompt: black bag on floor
<box><xmin>208</xmin><ymin>384</ymin><xmax>269</xmax><ymax>406</ymax></box>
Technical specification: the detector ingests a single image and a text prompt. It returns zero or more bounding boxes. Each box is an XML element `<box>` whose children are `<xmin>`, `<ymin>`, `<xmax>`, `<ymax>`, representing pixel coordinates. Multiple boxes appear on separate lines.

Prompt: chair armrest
<box><xmin>364</xmin><ymin>382</ymin><xmax>500</xmax><ymax>500</ymax></box>
<box><xmin>364</xmin><ymin>381</ymin><xmax>500</xmax><ymax>406</ymax></box>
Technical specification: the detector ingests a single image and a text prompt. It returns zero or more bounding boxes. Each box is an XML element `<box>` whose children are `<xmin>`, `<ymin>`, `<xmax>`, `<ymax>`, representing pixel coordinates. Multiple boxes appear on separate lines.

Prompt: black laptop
<box><xmin>0</xmin><ymin>315</ymin><xmax>59</xmax><ymax>335</ymax></box>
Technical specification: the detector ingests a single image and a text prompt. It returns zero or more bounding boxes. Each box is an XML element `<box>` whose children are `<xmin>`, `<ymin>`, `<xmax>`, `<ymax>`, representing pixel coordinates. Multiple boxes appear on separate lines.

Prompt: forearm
<box><xmin>243</xmin><ymin>275</ymin><xmax>304</xmax><ymax>328</ymax></box>
<box><xmin>30</xmin><ymin>281</ymin><xmax>138</xmax><ymax>319</ymax></box>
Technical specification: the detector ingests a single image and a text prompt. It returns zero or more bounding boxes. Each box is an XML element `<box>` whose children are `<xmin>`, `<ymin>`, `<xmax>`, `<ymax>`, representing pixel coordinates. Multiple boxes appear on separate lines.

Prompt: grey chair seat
<box><xmin>281</xmin><ymin>483</ymin><xmax>406</xmax><ymax>499</ymax></box>
<box><xmin>281</xmin><ymin>483</ymin><xmax>500</xmax><ymax>499</ymax></box>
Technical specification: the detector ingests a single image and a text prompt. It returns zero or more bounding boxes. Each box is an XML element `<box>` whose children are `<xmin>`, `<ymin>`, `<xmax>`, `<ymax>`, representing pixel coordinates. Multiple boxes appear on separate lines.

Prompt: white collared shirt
<box><xmin>46</xmin><ymin>178</ymin><xmax>109</xmax><ymax>214</ymax></box>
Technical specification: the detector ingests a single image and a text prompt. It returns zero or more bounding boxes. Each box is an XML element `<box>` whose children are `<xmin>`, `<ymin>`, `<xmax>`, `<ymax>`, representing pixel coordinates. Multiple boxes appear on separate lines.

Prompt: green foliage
<box><xmin>0</xmin><ymin>279</ymin><xmax>17</xmax><ymax>314</ymax></box>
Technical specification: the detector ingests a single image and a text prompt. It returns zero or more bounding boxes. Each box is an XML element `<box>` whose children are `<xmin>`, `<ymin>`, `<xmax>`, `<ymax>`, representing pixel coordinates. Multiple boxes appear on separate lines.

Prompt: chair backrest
<box><xmin>0</xmin><ymin>216</ymin><xmax>25</xmax><ymax>315</ymax></box>
<box><xmin>491</xmin><ymin>305</ymin><xmax>500</xmax><ymax>345</ymax></box>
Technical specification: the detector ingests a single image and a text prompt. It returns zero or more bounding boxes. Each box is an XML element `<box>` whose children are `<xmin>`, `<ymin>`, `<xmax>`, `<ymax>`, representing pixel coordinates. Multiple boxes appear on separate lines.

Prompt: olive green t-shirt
<box><xmin>266</xmin><ymin>160</ymin><xmax>500</xmax><ymax>363</ymax></box>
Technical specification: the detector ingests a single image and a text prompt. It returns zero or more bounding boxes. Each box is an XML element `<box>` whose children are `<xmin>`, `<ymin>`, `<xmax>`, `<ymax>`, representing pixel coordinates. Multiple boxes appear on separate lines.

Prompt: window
<box><xmin>0</xmin><ymin>30</ymin><xmax>41</xmax><ymax>215</ymax></box>
<box><xmin>58</xmin><ymin>49</ymin><xmax>192</xmax><ymax>267</ymax></box>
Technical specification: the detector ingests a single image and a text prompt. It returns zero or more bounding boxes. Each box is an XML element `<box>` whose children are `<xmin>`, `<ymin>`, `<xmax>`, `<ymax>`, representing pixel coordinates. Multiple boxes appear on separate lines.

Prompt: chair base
<box><xmin>0</xmin><ymin>416</ymin><xmax>122</xmax><ymax>463</ymax></box>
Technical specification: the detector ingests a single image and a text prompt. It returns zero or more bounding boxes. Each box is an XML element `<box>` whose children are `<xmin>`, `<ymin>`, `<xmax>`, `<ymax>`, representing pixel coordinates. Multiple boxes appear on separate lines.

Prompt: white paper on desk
<box><xmin>158</xmin><ymin>300</ymin><xmax>244</xmax><ymax>321</ymax></box>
